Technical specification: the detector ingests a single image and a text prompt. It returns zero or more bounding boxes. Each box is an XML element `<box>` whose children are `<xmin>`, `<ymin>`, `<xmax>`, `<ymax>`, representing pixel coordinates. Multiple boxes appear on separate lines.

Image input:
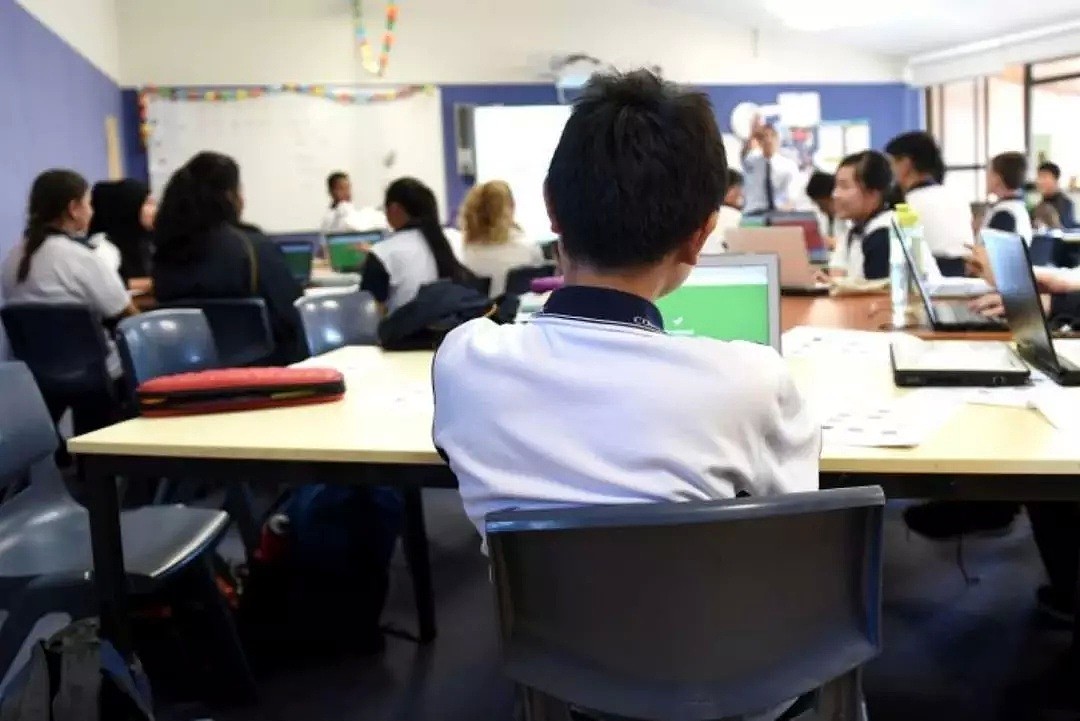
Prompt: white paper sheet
<box><xmin>820</xmin><ymin>389</ymin><xmax>961</xmax><ymax>448</ymax></box>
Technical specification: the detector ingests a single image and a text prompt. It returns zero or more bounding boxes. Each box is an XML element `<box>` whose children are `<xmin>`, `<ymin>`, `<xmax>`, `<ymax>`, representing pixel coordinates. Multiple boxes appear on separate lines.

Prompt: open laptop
<box><xmin>725</xmin><ymin>227</ymin><xmax>830</xmax><ymax>296</ymax></box>
<box><xmin>766</xmin><ymin>211</ymin><xmax>828</xmax><ymax>264</ymax></box>
<box><xmin>325</xmin><ymin>230</ymin><xmax>384</xmax><ymax>273</ymax></box>
<box><xmin>982</xmin><ymin>228</ymin><xmax>1080</xmax><ymax>385</ymax></box>
<box><xmin>655</xmin><ymin>253</ymin><xmax>781</xmax><ymax>351</ymax></box>
<box><xmin>276</xmin><ymin>239</ymin><xmax>316</xmax><ymax>285</ymax></box>
<box><xmin>890</xmin><ymin>338</ymin><xmax>1029</xmax><ymax>387</ymax></box>
<box><xmin>896</xmin><ymin>219</ymin><xmax>1006</xmax><ymax>331</ymax></box>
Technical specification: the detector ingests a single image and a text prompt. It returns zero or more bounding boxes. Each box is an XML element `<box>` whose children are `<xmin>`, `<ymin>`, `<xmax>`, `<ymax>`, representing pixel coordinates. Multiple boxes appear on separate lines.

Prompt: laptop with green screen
<box><xmin>326</xmin><ymin>230</ymin><xmax>385</xmax><ymax>272</ymax></box>
<box><xmin>277</xmin><ymin>240</ymin><xmax>315</xmax><ymax>284</ymax></box>
<box><xmin>655</xmin><ymin>253</ymin><xmax>781</xmax><ymax>350</ymax></box>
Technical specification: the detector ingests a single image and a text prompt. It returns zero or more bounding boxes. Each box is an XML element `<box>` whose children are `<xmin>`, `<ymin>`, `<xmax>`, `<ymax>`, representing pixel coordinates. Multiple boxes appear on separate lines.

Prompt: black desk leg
<box><xmin>401</xmin><ymin>487</ymin><xmax>437</xmax><ymax>643</ymax></box>
<box><xmin>81</xmin><ymin>458</ymin><xmax>134</xmax><ymax>660</ymax></box>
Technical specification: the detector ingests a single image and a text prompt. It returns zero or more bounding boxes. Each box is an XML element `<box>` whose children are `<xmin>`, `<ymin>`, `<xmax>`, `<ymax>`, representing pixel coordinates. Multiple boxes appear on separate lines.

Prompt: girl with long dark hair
<box><xmin>361</xmin><ymin>177</ymin><xmax>471</xmax><ymax>312</ymax></box>
<box><xmin>88</xmin><ymin>179</ymin><xmax>156</xmax><ymax>281</ymax></box>
<box><xmin>1</xmin><ymin>169</ymin><xmax>136</xmax><ymax>379</ymax></box>
<box><xmin>152</xmin><ymin>151</ymin><xmax>307</xmax><ymax>364</ymax></box>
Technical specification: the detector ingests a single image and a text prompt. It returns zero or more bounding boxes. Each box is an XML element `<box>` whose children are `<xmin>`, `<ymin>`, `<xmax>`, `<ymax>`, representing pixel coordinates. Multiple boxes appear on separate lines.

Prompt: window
<box><xmin>1032</xmin><ymin>55</ymin><xmax>1080</xmax><ymax>81</ymax></box>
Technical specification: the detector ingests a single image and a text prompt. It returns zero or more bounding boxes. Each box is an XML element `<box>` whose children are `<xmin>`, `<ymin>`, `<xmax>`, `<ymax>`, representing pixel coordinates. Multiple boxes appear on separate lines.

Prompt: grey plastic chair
<box><xmin>486</xmin><ymin>487</ymin><xmax>885</xmax><ymax>721</ymax></box>
<box><xmin>158</xmin><ymin>298</ymin><xmax>274</xmax><ymax>367</ymax></box>
<box><xmin>294</xmin><ymin>291</ymin><xmax>380</xmax><ymax>356</ymax></box>
<box><xmin>0</xmin><ymin>362</ymin><xmax>255</xmax><ymax>698</ymax></box>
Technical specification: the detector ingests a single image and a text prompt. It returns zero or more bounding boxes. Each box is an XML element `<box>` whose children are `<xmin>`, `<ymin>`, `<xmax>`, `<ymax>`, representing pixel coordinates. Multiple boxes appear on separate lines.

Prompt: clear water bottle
<box><xmin>896</xmin><ymin>203</ymin><xmax>926</xmax><ymax>280</ymax></box>
<box><xmin>888</xmin><ymin>213</ymin><xmax>910</xmax><ymax>329</ymax></box>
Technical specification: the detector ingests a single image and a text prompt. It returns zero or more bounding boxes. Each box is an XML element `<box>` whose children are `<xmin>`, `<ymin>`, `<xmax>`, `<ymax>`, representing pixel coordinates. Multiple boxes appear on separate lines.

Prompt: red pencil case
<box><xmin>137</xmin><ymin>367</ymin><xmax>346</xmax><ymax>417</ymax></box>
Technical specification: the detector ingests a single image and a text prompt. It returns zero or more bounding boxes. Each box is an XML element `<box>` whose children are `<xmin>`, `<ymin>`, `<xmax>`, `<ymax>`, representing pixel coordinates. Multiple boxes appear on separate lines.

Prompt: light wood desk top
<box><xmin>69</xmin><ymin>335</ymin><xmax>1080</xmax><ymax>475</ymax></box>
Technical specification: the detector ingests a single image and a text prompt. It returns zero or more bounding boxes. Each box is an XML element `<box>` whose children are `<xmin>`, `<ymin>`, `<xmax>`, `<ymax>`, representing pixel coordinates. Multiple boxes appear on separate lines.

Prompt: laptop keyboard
<box><xmin>934</xmin><ymin>302</ymin><xmax>1000</xmax><ymax>327</ymax></box>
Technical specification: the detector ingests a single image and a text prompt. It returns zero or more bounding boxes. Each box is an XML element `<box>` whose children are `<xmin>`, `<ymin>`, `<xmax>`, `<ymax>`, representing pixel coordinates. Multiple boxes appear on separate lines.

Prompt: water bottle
<box><xmin>896</xmin><ymin>204</ymin><xmax>926</xmax><ymax>280</ymax></box>
<box><xmin>889</xmin><ymin>209</ymin><xmax>910</xmax><ymax>329</ymax></box>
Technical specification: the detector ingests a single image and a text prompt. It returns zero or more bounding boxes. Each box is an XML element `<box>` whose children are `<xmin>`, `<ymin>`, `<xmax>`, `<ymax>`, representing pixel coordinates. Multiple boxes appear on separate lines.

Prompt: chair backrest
<box><xmin>486</xmin><ymin>487</ymin><xmax>885</xmax><ymax>721</ymax></box>
<box><xmin>158</xmin><ymin>298</ymin><xmax>273</xmax><ymax>367</ymax></box>
<box><xmin>504</xmin><ymin>264</ymin><xmax>557</xmax><ymax>297</ymax></box>
<box><xmin>0</xmin><ymin>363</ymin><xmax>58</xmax><ymax>482</ymax></box>
<box><xmin>1030</xmin><ymin>234</ymin><xmax>1056</xmax><ymax>267</ymax></box>
<box><xmin>0</xmin><ymin>303</ymin><xmax>114</xmax><ymax>399</ymax></box>
<box><xmin>294</xmin><ymin>291</ymin><xmax>380</xmax><ymax>356</ymax></box>
<box><xmin>115</xmin><ymin>309</ymin><xmax>221</xmax><ymax>391</ymax></box>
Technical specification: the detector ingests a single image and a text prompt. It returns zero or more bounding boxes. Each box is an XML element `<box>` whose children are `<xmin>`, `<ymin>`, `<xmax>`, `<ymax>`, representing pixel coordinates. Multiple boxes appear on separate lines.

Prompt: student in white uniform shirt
<box><xmin>741</xmin><ymin>122</ymin><xmax>798</xmax><ymax>216</ymax></box>
<box><xmin>830</xmin><ymin>152</ymin><xmax>896</xmax><ymax>281</ymax></box>
<box><xmin>459</xmin><ymin>180</ymin><xmax>543</xmax><ymax>297</ymax></box>
<box><xmin>885</xmin><ymin>132</ymin><xmax>973</xmax><ymax>276</ymax></box>
<box><xmin>984</xmin><ymin>152</ymin><xmax>1034</xmax><ymax>244</ymax></box>
<box><xmin>433</xmin><ymin>70</ymin><xmax>820</xmax><ymax>555</ymax></box>
<box><xmin>360</xmin><ymin>177</ymin><xmax>473</xmax><ymax>313</ymax></box>
<box><xmin>805</xmin><ymin>171</ymin><xmax>849</xmax><ymax>250</ymax></box>
<box><xmin>702</xmin><ymin>169</ymin><xmax>744</xmax><ymax>254</ymax></box>
<box><xmin>321</xmin><ymin>171</ymin><xmax>387</xmax><ymax>233</ymax></box>
<box><xmin>1</xmin><ymin>170</ymin><xmax>137</xmax><ymax>411</ymax></box>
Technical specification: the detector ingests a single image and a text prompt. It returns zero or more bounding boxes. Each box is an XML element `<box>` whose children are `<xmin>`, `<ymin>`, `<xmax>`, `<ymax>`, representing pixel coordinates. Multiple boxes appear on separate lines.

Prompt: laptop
<box><xmin>896</xmin><ymin>220</ymin><xmax>1006</xmax><ymax>331</ymax></box>
<box><xmin>725</xmin><ymin>227</ymin><xmax>830</xmax><ymax>296</ymax></box>
<box><xmin>766</xmin><ymin>211</ymin><xmax>829</xmax><ymax>264</ymax></box>
<box><xmin>655</xmin><ymin>253</ymin><xmax>781</xmax><ymax>351</ymax></box>
<box><xmin>982</xmin><ymin>228</ymin><xmax>1080</xmax><ymax>385</ymax></box>
<box><xmin>890</xmin><ymin>338</ymin><xmax>1029</xmax><ymax>387</ymax></box>
<box><xmin>325</xmin><ymin>230</ymin><xmax>384</xmax><ymax>273</ymax></box>
<box><xmin>276</xmin><ymin>239</ymin><xmax>316</xmax><ymax>285</ymax></box>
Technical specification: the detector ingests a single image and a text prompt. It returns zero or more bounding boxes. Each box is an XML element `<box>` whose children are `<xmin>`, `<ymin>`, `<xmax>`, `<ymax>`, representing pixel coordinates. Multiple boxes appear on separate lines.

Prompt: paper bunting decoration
<box><xmin>353</xmin><ymin>0</ymin><xmax>398</xmax><ymax>76</ymax></box>
<box><xmin>137</xmin><ymin>83</ymin><xmax>433</xmax><ymax>147</ymax></box>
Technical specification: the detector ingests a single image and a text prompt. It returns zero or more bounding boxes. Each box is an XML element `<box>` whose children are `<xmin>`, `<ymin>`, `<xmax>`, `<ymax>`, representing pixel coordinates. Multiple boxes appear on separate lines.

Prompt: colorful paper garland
<box><xmin>353</xmin><ymin>0</ymin><xmax>398</xmax><ymax>76</ymax></box>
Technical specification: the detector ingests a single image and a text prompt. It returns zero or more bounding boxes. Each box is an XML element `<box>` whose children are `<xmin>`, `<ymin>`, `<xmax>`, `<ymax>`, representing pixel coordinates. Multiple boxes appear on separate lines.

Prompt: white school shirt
<box><xmin>432</xmin><ymin>285</ymin><xmax>821</xmax><ymax>546</ymax></box>
<box><xmin>320</xmin><ymin>202</ymin><xmax>388</xmax><ymax>234</ymax></box>
<box><xmin>88</xmin><ymin>232</ymin><xmax>122</xmax><ymax>273</ymax></box>
<box><xmin>1</xmin><ymin>234</ymin><xmax>130</xmax><ymax>377</ymax></box>
<box><xmin>702</xmin><ymin>205</ymin><xmax>743</xmax><ymax>254</ymax></box>
<box><xmin>983</xmin><ymin>196</ymin><xmax>1034</xmax><ymax>245</ymax></box>
<box><xmin>903</xmin><ymin>182</ymin><xmax>973</xmax><ymax>259</ymax></box>
<box><xmin>835</xmin><ymin>209</ymin><xmax>942</xmax><ymax>283</ymax></box>
<box><xmin>369</xmin><ymin>228</ymin><xmax>439</xmax><ymax>313</ymax></box>
<box><xmin>462</xmin><ymin>230</ymin><xmax>544</xmax><ymax>298</ymax></box>
<box><xmin>742</xmin><ymin>151</ymin><xmax>798</xmax><ymax>215</ymax></box>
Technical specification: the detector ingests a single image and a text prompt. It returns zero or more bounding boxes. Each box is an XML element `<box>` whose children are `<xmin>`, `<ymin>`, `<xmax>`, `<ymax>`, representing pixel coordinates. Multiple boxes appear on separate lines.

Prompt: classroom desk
<box><xmin>71</xmin><ymin>332</ymin><xmax>1080</xmax><ymax>662</ymax></box>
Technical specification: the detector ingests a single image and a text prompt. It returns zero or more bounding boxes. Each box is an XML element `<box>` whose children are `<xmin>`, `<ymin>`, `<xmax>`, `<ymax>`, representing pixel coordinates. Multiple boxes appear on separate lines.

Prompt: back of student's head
<box><xmin>805</xmin><ymin>171</ymin><xmax>835</xmax><ymax>200</ymax></box>
<box><xmin>991</xmin><ymin>152</ymin><xmax>1027</xmax><ymax>191</ymax></box>
<box><xmin>384</xmin><ymin>177</ymin><xmax>467</xmax><ymax>282</ymax></box>
<box><xmin>884</xmin><ymin>131</ymin><xmax>946</xmax><ymax>184</ymax></box>
<box><xmin>18</xmin><ymin>169</ymin><xmax>90</xmax><ymax>282</ymax></box>
<box><xmin>155</xmin><ymin>151</ymin><xmax>241</xmax><ymax>264</ymax></box>
<box><xmin>460</xmin><ymin>180</ymin><xmax>516</xmax><ymax>245</ymax></box>
<box><xmin>726</xmin><ymin>169</ymin><xmax>743</xmax><ymax>189</ymax></box>
<box><xmin>546</xmin><ymin>69</ymin><xmax>726</xmax><ymax>270</ymax></box>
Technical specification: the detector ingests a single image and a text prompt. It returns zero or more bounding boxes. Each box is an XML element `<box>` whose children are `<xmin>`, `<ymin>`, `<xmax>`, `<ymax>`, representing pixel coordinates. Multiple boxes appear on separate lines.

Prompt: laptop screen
<box><xmin>278</xmin><ymin>242</ymin><xmax>314</xmax><ymax>283</ymax></box>
<box><xmin>326</xmin><ymin>230</ymin><xmax>384</xmax><ymax>272</ymax></box>
<box><xmin>655</xmin><ymin>256</ymin><xmax>779</xmax><ymax>350</ymax></box>
<box><xmin>981</xmin><ymin>228</ymin><xmax>1060</xmax><ymax>369</ymax></box>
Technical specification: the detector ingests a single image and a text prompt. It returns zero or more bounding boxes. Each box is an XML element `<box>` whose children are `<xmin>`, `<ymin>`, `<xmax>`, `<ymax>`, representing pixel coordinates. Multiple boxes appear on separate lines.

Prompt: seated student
<box><xmin>87</xmin><ymin>179</ymin><xmax>156</xmax><ymax>282</ymax></box>
<box><xmin>152</xmin><ymin>151</ymin><xmax>307</xmax><ymax>365</ymax></box>
<box><xmin>830</xmin><ymin>151</ymin><xmax>895</xmax><ymax>281</ymax></box>
<box><xmin>885</xmin><ymin>131</ymin><xmax>973</xmax><ymax>276</ymax></box>
<box><xmin>1</xmin><ymin>169</ymin><xmax>137</xmax><ymax>383</ymax></box>
<box><xmin>984</xmin><ymin>152</ymin><xmax>1034</xmax><ymax>244</ymax></box>
<box><xmin>433</xmin><ymin>70</ymin><xmax>820</xmax><ymax>550</ymax></box>
<box><xmin>459</xmin><ymin>180</ymin><xmax>543</xmax><ymax>297</ymax></box>
<box><xmin>321</xmin><ymin>171</ymin><xmax>387</xmax><ymax>233</ymax></box>
<box><xmin>1036</xmin><ymin>161</ymin><xmax>1076</xmax><ymax>229</ymax></box>
<box><xmin>361</xmin><ymin>177</ymin><xmax>473</xmax><ymax>313</ymax></box>
<box><xmin>702</xmin><ymin>169</ymin><xmax>743</xmax><ymax>254</ymax></box>
<box><xmin>805</xmin><ymin>170</ymin><xmax>848</xmax><ymax>250</ymax></box>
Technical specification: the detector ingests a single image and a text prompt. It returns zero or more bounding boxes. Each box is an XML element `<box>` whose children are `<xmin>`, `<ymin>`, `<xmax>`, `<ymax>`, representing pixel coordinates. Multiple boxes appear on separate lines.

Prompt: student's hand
<box><xmin>964</xmin><ymin>243</ymin><xmax>994</xmax><ymax>285</ymax></box>
<box><xmin>1034</xmin><ymin>266</ymin><xmax>1080</xmax><ymax>295</ymax></box>
<box><xmin>969</xmin><ymin>293</ymin><xmax>1005</xmax><ymax>318</ymax></box>
<box><xmin>813</xmin><ymin>269</ymin><xmax>832</xmax><ymax>285</ymax></box>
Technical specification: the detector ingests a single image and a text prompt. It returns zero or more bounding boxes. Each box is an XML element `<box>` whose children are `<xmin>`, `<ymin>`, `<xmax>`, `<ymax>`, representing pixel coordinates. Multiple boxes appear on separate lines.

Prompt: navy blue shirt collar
<box><xmin>541</xmin><ymin>285</ymin><xmax>664</xmax><ymax>331</ymax></box>
<box><xmin>849</xmin><ymin>205</ymin><xmax>890</xmax><ymax>236</ymax></box>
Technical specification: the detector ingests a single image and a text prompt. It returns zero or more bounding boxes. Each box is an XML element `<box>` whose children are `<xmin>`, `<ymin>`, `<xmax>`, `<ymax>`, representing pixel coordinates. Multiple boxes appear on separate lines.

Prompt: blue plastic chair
<box><xmin>0</xmin><ymin>362</ymin><xmax>254</xmax><ymax>698</ymax></box>
<box><xmin>294</xmin><ymin>291</ymin><xmax>380</xmax><ymax>356</ymax></box>
<box><xmin>158</xmin><ymin>298</ymin><xmax>274</xmax><ymax>367</ymax></box>
<box><xmin>486</xmin><ymin>487</ymin><xmax>885</xmax><ymax>721</ymax></box>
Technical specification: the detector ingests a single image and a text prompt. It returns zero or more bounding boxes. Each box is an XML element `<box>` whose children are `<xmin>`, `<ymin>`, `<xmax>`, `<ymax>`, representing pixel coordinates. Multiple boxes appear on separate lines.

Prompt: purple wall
<box><xmin>0</xmin><ymin>0</ymin><xmax>122</xmax><ymax>264</ymax></box>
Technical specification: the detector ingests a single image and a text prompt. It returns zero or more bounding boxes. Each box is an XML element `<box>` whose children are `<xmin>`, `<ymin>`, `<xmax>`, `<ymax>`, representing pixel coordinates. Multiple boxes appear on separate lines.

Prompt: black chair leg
<box><xmin>816</xmin><ymin>669</ymin><xmax>866</xmax><ymax>721</ymax></box>
<box><xmin>190</xmin><ymin>555</ymin><xmax>257</xmax><ymax>704</ymax></box>
<box><xmin>519</xmin><ymin>687</ymin><xmax>574</xmax><ymax>721</ymax></box>
<box><xmin>224</xmin><ymin>483</ymin><xmax>261</xmax><ymax>559</ymax></box>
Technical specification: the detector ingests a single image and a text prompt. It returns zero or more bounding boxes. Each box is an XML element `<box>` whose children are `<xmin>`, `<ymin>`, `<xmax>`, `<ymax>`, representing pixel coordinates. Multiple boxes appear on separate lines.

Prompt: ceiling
<box><xmin>660</xmin><ymin>0</ymin><xmax>1080</xmax><ymax>57</ymax></box>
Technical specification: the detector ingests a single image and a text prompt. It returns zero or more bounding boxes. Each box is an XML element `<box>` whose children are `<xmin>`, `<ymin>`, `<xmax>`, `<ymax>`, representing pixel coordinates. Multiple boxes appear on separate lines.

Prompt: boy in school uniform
<box><xmin>321</xmin><ymin>171</ymin><xmax>387</xmax><ymax>233</ymax></box>
<box><xmin>1036</xmin><ymin>161</ymin><xmax>1076</xmax><ymax>229</ymax></box>
<box><xmin>702</xmin><ymin>169</ymin><xmax>744</xmax><ymax>253</ymax></box>
<box><xmin>984</xmin><ymin>152</ymin><xmax>1033</xmax><ymax>244</ymax></box>
<box><xmin>432</xmin><ymin>70</ymin><xmax>821</xmax><ymax>547</ymax></box>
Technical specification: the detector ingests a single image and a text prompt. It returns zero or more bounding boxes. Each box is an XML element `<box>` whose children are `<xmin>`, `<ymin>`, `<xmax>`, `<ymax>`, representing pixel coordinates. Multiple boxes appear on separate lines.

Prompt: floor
<box><xmin>169</xmin><ymin>492</ymin><xmax>1077</xmax><ymax>721</ymax></box>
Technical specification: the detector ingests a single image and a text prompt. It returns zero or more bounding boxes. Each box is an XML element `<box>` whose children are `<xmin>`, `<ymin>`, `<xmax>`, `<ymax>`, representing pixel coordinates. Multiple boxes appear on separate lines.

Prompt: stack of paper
<box><xmin>783</xmin><ymin>326</ymin><xmax>896</xmax><ymax>361</ymax></box>
<box><xmin>817</xmin><ymin>389</ymin><xmax>962</xmax><ymax>448</ymax></box>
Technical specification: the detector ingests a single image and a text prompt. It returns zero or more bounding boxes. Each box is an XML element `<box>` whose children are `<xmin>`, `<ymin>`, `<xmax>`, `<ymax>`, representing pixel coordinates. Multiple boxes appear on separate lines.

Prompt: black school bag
<box><xmin>378</xmin><ymin>280</ymin><xmax>516</xmax><ymax>350</ymax></box>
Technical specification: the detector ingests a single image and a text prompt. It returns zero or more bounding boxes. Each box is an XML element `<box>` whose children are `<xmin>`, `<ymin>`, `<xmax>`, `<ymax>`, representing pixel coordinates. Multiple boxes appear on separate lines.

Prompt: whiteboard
<box><xmin>473</xmin><ymin>105</ymin><xmax>572</xmax><ymax>242</ymax></box>
<box><xmin>146</xmin><ymin>90</ymin><xmax>447</xmax><ymax>232</ymax></box>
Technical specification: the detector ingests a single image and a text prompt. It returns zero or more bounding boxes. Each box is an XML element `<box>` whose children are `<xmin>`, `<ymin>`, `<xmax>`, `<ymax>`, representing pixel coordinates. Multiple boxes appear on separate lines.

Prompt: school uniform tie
<box><xmin>765</xmin><ymin>159</ymin><xmax>776</xmax><ymax>212</ymax></box>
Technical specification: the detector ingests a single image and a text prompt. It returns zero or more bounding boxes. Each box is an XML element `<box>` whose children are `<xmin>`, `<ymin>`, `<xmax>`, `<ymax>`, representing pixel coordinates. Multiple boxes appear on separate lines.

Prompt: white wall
<box><xmin>116</xmin><ymin>0</ymin><xmax>904</xmax><ymax>86</ymax></box>
<box><xmin>15</xmin><ymin>0</ymin><xmax>120</xmax><ymax>80</ymax></box>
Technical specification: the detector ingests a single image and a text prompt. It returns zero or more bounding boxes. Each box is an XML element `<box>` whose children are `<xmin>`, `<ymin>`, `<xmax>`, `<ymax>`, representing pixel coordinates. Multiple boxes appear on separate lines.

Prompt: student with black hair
<box><xmin>885</xmin><ymin>131</ymin><xmax>973</xmax><ymax>275</ymax></box>
<box><xmin>153</xmin><ymin>151</ymin><xmax>307</xmax><ymax>365</ymax></box>
<box><xmin>805</xmin><ymin>170</ymin><xmax>848</xmax><ymax>250</ymax></box>
<box><xmin>433</xmin><ymin>70</ymin><xmax>820</xmax><ymax>569</ymax></box>
<box><xmin>362</xmin><ymin>177</ymin><xmax>471</xmax><ymax>313</ymax></box>
<box><xmin>87</xmin><ymin>179</ymin><xmax>156</xmax><ymax>282</ymax></box>
<box><xmin>984</xmin><ymin>152</ymin><xmax>1033</xmax><ymax>244</ymax></box>
<box><xmin>703</xmin><ymin>168</ymin><xmax>744</xmax><ymax>253</ymax></box>
<box><xmin>321</xmin><ymin>171</ymin><xmax>387</xmax><ymax>233</ymax></box>
<box><xmin>1</xmin><ymin>169</ymin><xmax>137</xmax><ymax>381</ymax></box>
<box><xmin>1036</xmin><ymin>161</ymin><xmax>1076</xmax><ymax>229</ymax></box>
<box><xmin>830</xmin><ymin>151</ymin><xmax>895</xmax><ymax>281</ymax></box>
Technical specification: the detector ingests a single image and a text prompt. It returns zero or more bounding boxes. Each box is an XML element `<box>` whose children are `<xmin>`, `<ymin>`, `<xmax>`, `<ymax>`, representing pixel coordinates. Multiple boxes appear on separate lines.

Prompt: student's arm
<box><xmin>861</xmin><ymin>227</ymin><xmax>891</xmax><ymax>280</ymax></box>
<box><xmin>1061</xmin><ymin>197</ymin><xmax>1077</xmax><ymax>229</ymax></box>
<box><xmin>360</xmin><ymin>254</ymin><xmax>392</xmax><ymax>307</ymax></box>
<box><xmin>76</xmin><ymin>250</ymin><xmax>138</xmax><ymax>322</ymax></box>
<box><xmin>252</xmin><ymin>236</ymin><xmax>308</xmax><ymax>363</ymax></box>
<box><xmin>755</xmin><ymin>355</ymin><xmax>821</xmax><ymax>494</ymax></box>
<box><xmin>987</xmin><ymin>210</ymin><xmax>1017</xmax><ymax>233</ymax></box>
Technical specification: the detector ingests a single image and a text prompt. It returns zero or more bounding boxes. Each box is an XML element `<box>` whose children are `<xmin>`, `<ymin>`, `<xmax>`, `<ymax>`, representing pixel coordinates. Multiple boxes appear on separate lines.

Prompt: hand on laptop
<box><xmin>964</xmin><ymin>243</ymin><xmax>994</xmax><ymax>285</ymax></box>
<box><xmin>1033</xmin><ymin>266</ymin><xmax>1080</xmax><ymax>295</ymax></box>
<box><xmin>969</xmin><ymin>293</ymin><xmax>1005</xmax><ymax>318</ymax></box>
